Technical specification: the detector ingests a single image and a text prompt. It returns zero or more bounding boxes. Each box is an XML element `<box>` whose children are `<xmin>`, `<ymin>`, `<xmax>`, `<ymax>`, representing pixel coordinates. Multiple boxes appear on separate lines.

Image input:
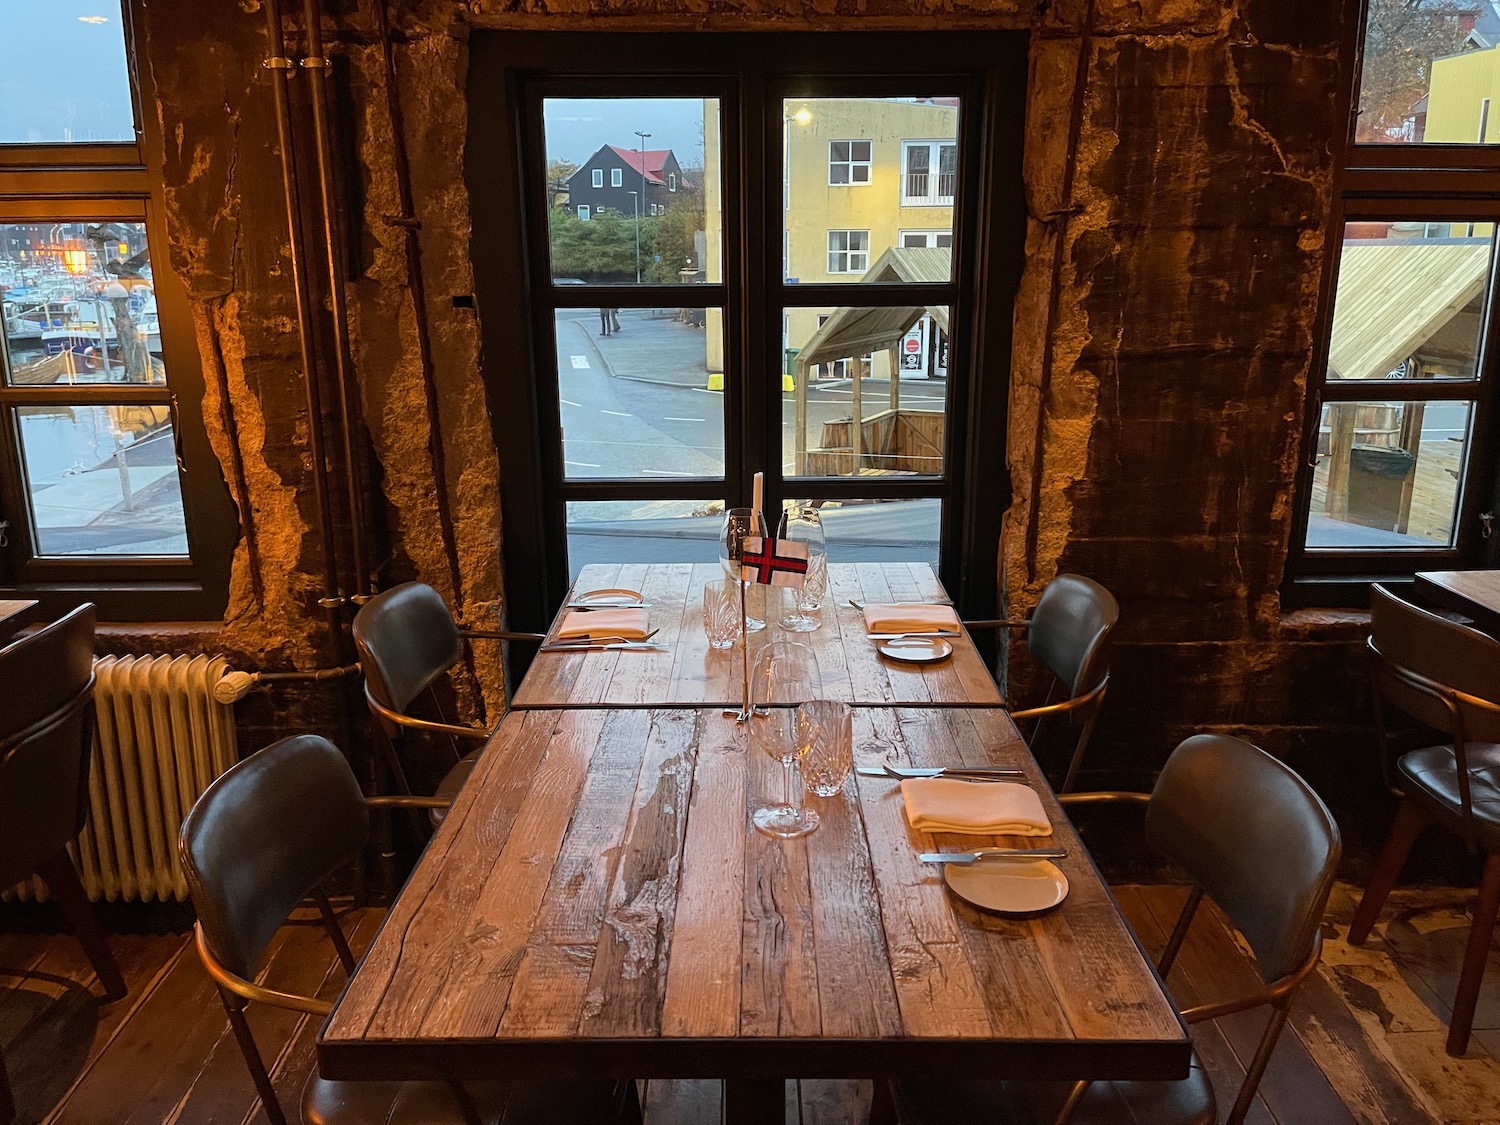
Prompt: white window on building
<box><xmin>829</xmin><ymin>140</ymin><xmax>872</xmax><ymax>185</ymax></box>
<box><xmin>827</xmin><ymin>229</ymin><xmax>869</xmax><ymax>274</ymax></box>
<box><xmin>899</xmin><ymin>229</ymin><xmax>954</xmax><ymax>249</ymax></box>
<box><xmin>611</xmin><ymin>167</ymin><xmax>623</xmax><ymax>187</ymax></box>
<box><xmin>578</xmin><ymin>205</ymin><xmax>591</xmax><ymax>220</ymax></box>
<box><xmin>592</xmin><ymin>169</ymin><xmax>603</xmax><ymax>187</ymax></box>
<box><xmin>901</xmin><ymin>140</ymin><xmax>958</xmax><ymax>206</ymax></box>
<box><xmin>669</xmin><ymin>172</ymin><xmax>678</xmax><ymax>191</ymax></box>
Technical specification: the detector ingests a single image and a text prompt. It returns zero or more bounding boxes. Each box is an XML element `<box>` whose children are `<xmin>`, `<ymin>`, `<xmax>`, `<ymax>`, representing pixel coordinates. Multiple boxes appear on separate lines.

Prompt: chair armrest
<box><xmin>195</xmin><ymin>924</ymin><xmax>333</xmax><ymax>1017</ymax></box>
<box><xmin>367</xmin><ymin>794</ymin><xmax>454</xmax><ymax>811</ymax></box>
<box><xmin>364</xmin><ymin>685</ymin><xmax>491</xmax><ymax>740</ymax></box>
<box><xmin>1008</xmin><ymin>678</ymin><xmax>1107</xmax><ymax>722</ymax></box>
<box><xmin>1056</xmin><ymin>790</ymin><xmax>1151</xmax><ymax>808</ymax></box>
<box><xmin>460</xmin><ymin>628</ymin><xmax>546</xmax><ymax>642</ymax></box>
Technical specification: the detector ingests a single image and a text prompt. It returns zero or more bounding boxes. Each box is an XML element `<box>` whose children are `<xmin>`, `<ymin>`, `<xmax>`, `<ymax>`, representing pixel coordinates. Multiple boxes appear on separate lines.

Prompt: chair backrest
<box><xmin>0</xmin><ymin>604</ymin><xmax>98</xmax><ymax>888</ymax></box>
<box><xmin>1028</xmin><ymin>574</ymin><xmax>1119</xmax><ymax>699</ymax></box>
<box><xmin>180</xmin><ymin>734</ymin><xmax>368</xmax><ymax>982</ymax></box>
<box><xmin>352</xmin><ymin>581</ymin><xmax>464</xmax><ymax>718</ymax></box>
<box><xmin>1146</xmin><ymin>734</ymin><xmax>1341</xmax><ymax>985</ymax></box>
<box><xmin>1368</xmin><ymin>582</ymin><xmax>1500</xmax><ymax>744</ymax></box>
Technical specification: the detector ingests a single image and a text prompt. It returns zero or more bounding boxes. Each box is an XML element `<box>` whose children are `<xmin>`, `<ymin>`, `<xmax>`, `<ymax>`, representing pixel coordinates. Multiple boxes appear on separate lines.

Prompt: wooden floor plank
<box><xmin>642</xmin><ymin>1078</ymin><xmax>720</xmax><ymax>1125</ymax></box>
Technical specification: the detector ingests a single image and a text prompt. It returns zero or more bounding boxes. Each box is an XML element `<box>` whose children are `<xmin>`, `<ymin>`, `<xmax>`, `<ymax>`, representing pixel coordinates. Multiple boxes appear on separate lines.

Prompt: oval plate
<box><xmin>878</xmin><ymin>636</ymin><xmax>953</xmax><ymax>664</ymax></box>
<box><xmin>572</xmin><ymin>587</ymin><xmax>645</xmax><ymax>608</ymax></box>
<box><xmin>944</xmin><ymin>859</ymin><xmax>1069</xmax><ymax>915</ymax></box>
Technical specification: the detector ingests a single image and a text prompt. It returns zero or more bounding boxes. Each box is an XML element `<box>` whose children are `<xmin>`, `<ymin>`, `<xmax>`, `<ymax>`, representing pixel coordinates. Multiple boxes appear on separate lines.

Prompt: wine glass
<box><xmin>778</xmin><ymin>505</ymin><xmax>827</xmax><ymax>632</ymax></box>
<box><xmin>748</xmin><ymin>641</ymin><xmax>823</xmax><ymax>838</ymax></box>
<box><xmin>719</xmin><ymin>506</ymin><xmax>769</xmax><ymax>631</ymax></box>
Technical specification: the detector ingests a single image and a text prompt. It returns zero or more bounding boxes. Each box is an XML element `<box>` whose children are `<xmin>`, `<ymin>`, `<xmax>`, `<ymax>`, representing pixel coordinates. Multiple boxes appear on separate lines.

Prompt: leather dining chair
<box><xmin>1347</xmin><ymin>582</ymin><xmax>1500</xmax><ymax>1057</ymax></box>
<box><xmin>0</xmin><ymin>603</ymin><xmax>127</xmax><ymax>1124</ymax></box>
<box><xmin>878</xmin><ymin>734</ymin><xmax>1341</xmax><ymax>1125</ymax></box>
<box><xmin>352</xmin><ymin>582</ymin><xmax>542</xmax><ymax>825</ymax></box>
<box><xmin>180</xmin><ymin>733</ymin><xmax>640</xmax><ymax>1125</ymax></box>
<box><xmin>972</xmin><ymin>574</ymin><xmax>1118</xmax><ymax>792</ymax></box>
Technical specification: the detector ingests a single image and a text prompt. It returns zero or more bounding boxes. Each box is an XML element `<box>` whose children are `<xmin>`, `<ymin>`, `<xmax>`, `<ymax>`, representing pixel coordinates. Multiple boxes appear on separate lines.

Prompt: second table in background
<box><xmin>511</xmin><ymin>562</ymin><xmax>1002</xmax><ymax>710</ymax></box>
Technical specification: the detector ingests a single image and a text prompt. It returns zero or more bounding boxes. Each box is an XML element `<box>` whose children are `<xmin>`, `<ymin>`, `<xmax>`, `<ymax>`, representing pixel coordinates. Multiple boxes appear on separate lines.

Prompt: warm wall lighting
<box><xmin>62</xmin><ymin>245</ymin><xmax>90</xmax><ymax>274</ymax></box>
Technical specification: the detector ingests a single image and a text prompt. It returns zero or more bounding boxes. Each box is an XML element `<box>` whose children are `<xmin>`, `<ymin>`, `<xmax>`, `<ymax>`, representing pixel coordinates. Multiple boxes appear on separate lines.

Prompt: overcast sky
<box><xmin>544</xmin><ymin>98</ymin><xmax>709</xmax><ymax>168</ymax></box>
<box><xmin>0</xmin><ymin>2</ymin><xmax>134</xmax><ymax>144</ymax></box>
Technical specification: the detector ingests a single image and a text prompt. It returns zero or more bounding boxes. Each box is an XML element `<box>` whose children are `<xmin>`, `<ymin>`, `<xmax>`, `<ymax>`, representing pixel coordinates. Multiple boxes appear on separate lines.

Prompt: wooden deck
<box><xmin>0</xmin><ymin>884</ymin><xmax>1496</xmax><ymax>1124</ymax></box>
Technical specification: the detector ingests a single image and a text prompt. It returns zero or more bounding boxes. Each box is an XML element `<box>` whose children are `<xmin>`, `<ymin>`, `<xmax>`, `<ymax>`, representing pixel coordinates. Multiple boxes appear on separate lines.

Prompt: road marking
<box><xmin>559</xmin><ymin>398</ymin><xmax>581</xmax><ymax>407</ymax></box>
<box><xmin>664</xmin><ymin>417</ymin><xmax>706</xmax><ymax>423</ymax></box>
<box><xmin>565</xmin><ymin>460</ymin><xmax>602</xmax><ymax>468</ymax></box>
<box><xmin>569</xmin><ymin>356</ymin><xmax>590</xmax><ymax>369</ymax></box>
<box><xmin>601</xmin><ymin>409</ymin><xmax>633</xmax><ymax>417</ymax></box>
<box><xmin>641</xmin><ymin>469</ymin><xmax>698</xmax><ymax>476</ymax></box>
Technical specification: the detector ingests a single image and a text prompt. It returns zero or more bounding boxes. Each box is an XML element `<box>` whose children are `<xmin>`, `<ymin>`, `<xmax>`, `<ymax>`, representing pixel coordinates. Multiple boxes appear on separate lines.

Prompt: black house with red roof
<box><xmin>564</xmin><ymin>144</ymin><xmax>691</xmax><ymax>221</ymax></box>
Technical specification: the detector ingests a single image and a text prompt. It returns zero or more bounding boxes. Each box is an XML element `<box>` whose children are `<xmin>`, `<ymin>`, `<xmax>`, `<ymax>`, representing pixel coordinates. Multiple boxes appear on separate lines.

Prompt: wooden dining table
<box><xmin>0</xmin><ymin>601</ymin><xmax>39</xmax><ymax>643</ymax></box>
<box><xmin>1414</xmin><ymin>569</ymin><xmax>1500</xmax><ymax>636</ymax></box>
<box><xmin>511</xmin><ymin>561</ymin><xmax>1003</xmax><ymax>710</ymax></box>
<box><xmin>317</xmin><ymin>706</ymin><xmax>1190</xmax><ymax>1122</ymax></box>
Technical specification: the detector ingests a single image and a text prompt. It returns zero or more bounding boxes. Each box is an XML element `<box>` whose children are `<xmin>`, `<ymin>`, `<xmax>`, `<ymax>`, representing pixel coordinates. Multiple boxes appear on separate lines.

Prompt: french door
<box><xmin>468</xmin><ymin>33</ymin><xmax>1027</xmax><ymax>646</ymax></box>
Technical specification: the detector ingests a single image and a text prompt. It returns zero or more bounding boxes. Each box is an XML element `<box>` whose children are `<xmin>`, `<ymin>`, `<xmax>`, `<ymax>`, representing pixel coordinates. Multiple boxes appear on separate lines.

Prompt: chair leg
<box><xmin>868</xmin><ymin>1078</ymin><xmax>897</xmax><ymax>1125</ymax></box>
<box><xmin>1348</xmin><ymin>798</ymin><xmax>1430</xmax><ymax>946</ymax></box>
<box><xmin>219</xmin><ymin>989</ymin><xmax>289</xmax><ymax>1125</ymax></box>
<box><xmin>1448</xmin><ymin>850</ymin><xmax>1500</xmax><ymax>1057</ymax></box>
<box><xmin>35</xmin><ymin>850</ymin><xmax>125</xmax><ymax>1001</ymax></box>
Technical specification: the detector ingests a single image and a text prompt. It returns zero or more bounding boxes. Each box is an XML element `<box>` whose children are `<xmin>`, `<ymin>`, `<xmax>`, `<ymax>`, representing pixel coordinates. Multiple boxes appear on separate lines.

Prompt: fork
<box><xmin>848</xmin><ymin>598</ymin><xmax>953</xmax><ymax>610</ymax></box>
<box><xmin>550</xmin><ymin>628</ymin><xmax>661</xmax><ymax>646</ymax></box>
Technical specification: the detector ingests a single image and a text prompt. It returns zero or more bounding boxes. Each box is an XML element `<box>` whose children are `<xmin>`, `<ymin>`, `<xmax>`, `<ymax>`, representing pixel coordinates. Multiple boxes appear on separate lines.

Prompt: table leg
<box><xmin>723</xmin><ymin>1079</ymin><xmax>786</xmax><ymax>1125</ymax></box>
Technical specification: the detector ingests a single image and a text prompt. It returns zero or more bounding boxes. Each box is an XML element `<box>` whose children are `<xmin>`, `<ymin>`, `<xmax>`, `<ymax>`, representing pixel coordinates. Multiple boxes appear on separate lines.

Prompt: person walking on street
<box><xmin>610</xmin><ymin>308</ymin><xmax>622</xmax><ymax>332</ymax></box>
<box><xmin>598</xmin><ymin>307</ymin><xmax>612</xmax><ymax>336</ymax></box>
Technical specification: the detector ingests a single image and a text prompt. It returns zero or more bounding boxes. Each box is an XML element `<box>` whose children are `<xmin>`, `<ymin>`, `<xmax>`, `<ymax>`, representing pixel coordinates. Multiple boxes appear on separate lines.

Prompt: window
<box><xmin>829</xmin><ymin>140</ymin><xmax>872</xmax><ymax>185</ymax></box>
<box><xmin>901</xmin><ymin>140</ymin><xmax>957</xmax><ymax>206</ymax></box>
<box><xmin>469</xmin><ymin>33</ymin><xmax>1027</xmax><ymax>643</ymax></box>
<box><xmin>669</xmin><ymin>173</ymin><xmax>677</xmax><ymax>192</ymax></box>
<box><xmin>827</xmin><ymin>230</ymin><xmax>869</xmax><ymax>274</ymax></box>
<box><xmin>611</xmin><ymin>167</ymin><xmax>623</xmax><ymax>187</ymax></box>
<box><xmin>899</xmin><ymin>229</ymin><xmax>953</xmax><ymax>249</ymax></box>
<box><xmin>592</xmin><ymin>168</ymin><xmax>603</xmax><ymax>187</ymax></box>
<box><xmin>577</xmin><ymin>205</ymin><xmax>590</xmax><ymax>220</ymax></box>
<box><xmin>1289</xmin><ymin>0</ymin><xmax>1500</xmax><ymax>600</ymax></box>
<box><xmin>0</xmin><ymin>1</ymin><xmax>234</xmax><ymax>619</ymax></box>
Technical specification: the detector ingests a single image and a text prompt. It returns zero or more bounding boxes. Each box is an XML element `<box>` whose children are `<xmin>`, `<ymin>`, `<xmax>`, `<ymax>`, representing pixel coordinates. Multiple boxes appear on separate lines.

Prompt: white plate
<box><xmin>944</xmin><ymin>858</ymin><xmax>1069</xmax><ymax>915</ymax></box>
<box><xmin>878</xmin><ymin>636</ymin><xmax>953</xmax><ymax>664</ymax></box>
<box><xmin>571</xmin><ymin>588</ymin><xmax>645</xmax><ymax>607</ymax></box>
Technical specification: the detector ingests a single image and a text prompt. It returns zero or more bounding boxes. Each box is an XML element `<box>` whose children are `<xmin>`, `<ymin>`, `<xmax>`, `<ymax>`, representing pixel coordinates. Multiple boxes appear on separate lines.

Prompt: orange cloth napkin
<box><xmin>863</xmin><ymin>603</ymin><xmax>961</xmax><ymax>634</ymax></box>
<box><xmin>557</xmin><ymin>608</ymin><xmax>650</xmax><ymax>641</ymax></box>
<box><xmin>900</xmin><ymin>778</ymin><xmax>1051</xmax><ymax>836</ymax></box>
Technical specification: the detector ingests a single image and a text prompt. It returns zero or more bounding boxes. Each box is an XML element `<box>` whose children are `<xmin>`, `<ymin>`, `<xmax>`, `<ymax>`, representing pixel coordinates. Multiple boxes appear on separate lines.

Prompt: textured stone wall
<box><xmin>124</xmin><ymin>1</ymin><xmax>1395</xmax><ymax>847</ymax></box>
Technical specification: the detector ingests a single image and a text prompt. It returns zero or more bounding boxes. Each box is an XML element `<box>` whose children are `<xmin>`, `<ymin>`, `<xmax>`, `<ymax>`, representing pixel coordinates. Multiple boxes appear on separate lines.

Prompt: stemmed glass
<box><xmin>748</xmin><ymin>641</ymin><xmax>823</xmax><ymax>838</ymax></box>
<box><xmin>718</xmin><ymin>506</ymin><xmax>768</xmax><ymax>631</ymax></box>
<box><xmin>778</xmin><ymin>505</ymin><xmax>827</xmax><ymax>632</ymax></box>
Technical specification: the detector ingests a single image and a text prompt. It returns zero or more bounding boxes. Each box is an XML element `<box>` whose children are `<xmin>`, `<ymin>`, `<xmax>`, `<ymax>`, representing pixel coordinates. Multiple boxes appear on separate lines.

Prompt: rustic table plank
<box><xmin>511</xmin><ymin>563</ymin><xmax>1002</xmax><ymax>709</ymax></box>
<box><xmin>320</xmin><ymin>707</ymin><xmax>1189</xmax><ymax>1099</ymax></box>
<box><xmin>1414</xmin><ymin>570</ymin><xmax>1500</xmax><ymax>636</ymax></box>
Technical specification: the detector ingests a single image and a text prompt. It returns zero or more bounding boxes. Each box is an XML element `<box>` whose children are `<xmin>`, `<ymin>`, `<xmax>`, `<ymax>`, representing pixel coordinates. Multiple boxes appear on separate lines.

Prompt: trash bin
<box><xmin>784</xmin><ymin>347</ymin><xmax>800</xmax><ymax>378</ymax></box>
<box><xmin>1346</xmin><ymin>444</ymin><xmax>1416</xmax><ymax>531</ymax></box>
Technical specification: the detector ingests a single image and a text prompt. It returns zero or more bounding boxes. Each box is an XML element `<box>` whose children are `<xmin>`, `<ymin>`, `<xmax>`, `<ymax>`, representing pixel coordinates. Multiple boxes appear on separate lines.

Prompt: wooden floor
<box><xmin>0</xmin><ymin>884</ymin><xmax>1496</xmax><ymax>1125</ymax></box>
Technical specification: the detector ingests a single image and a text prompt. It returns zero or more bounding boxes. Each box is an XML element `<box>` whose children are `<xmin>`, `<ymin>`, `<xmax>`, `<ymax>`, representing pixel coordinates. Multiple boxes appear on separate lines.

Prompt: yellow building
<box><xmin>1427</xmin><ymin>45</ymin><xmax>1500</xmax><ymax>142</ymax></box>
<box><xmin>704</xmin><ymin>97</ymin><xmax>957</xmax><ymax>385</ymax></box>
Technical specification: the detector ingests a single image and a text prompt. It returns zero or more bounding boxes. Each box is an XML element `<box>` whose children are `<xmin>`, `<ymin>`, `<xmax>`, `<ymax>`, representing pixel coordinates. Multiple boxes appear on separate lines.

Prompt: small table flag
<box><xmin>740</xmin><ymin>537</ymin><xmax>809</xmax><ymax>588</ymax></box>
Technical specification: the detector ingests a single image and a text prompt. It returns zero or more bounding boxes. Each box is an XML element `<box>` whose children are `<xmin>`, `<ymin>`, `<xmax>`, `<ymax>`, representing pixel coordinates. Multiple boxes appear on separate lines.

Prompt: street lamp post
<box><xmin>633</xmin><ymin>130</ymin><xmax>651</xmax><ymax>284</ymax></box>
<box><xmin>628</xmin><ymin>190</ymin><xmax>640</xmax><ymax>284</ymax></box>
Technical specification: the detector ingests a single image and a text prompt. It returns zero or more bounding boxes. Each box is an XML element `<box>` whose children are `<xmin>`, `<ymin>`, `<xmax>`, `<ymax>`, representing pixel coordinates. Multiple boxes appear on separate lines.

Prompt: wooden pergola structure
<box><xmin>791</xmin><ymin>245</ymin><xmax>950</xmax><ymax>475</ymax></box>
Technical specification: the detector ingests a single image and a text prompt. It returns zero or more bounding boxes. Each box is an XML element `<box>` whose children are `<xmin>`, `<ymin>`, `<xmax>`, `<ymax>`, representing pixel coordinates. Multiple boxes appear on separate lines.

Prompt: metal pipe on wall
<box><xmin>261</xmin><ymin>0</ymin><xmax>348</xmax><ymax>663</ymax></box>
<box><xmin>299</xmin><ymin>0</ymin><xmax>376</xmax><ymax>600</ymax></box>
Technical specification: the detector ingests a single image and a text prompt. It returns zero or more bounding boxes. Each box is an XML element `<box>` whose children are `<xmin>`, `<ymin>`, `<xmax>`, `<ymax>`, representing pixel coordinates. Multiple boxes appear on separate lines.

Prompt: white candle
<box><xmin>752</xmin><ymin>472</ymin><xmax>764</xmax><ymax>519</ymax></box>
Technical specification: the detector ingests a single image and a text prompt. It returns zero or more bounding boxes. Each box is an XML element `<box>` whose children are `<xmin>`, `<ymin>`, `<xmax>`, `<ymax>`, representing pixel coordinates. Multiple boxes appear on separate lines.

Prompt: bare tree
<box><xmin>1357</xmin><ymin>0</ymin><xmax>1475</xmax><ymax>142</ymax></box>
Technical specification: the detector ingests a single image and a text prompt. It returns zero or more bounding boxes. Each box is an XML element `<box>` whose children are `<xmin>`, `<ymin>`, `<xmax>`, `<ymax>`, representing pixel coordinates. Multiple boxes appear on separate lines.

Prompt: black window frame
<box><xmin>0</xmin><ymin>1</ymin><xmax>236</xmax><ymax>620</ymax></box>
<box><xmin>466</xmin><ymin>32</ymin><xmax>1027</xmax><ymax>651</ymax></box>
<box><xmin>1286</xmin><ymin>1</ymin><xmax>1500</xmax><ymax>608</ymax></box>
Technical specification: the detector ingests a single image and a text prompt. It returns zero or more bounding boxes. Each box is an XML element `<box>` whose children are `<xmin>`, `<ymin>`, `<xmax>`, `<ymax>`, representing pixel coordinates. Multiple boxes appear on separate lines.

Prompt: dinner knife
<box><xmin>856</xmin><ymin>766</ymin><xmax>1025</xmax><ymax>779</ymax></box>
<box><xmin>920</xmin><ymin>849</ymin><xmax>1068</xmax><ymax>865</ymax></box>
<box><xmin>539</xmin><ymin>642</ymin><xmax>668</xmax><ymax>653</ymax></box>
<box><xmin>866</xmin><ymin>630</ymin><xmax>963</xmax><ymax>640</ymax></box>
<box><xmin>563</xmin><ymin>601</ymin><xmax>652</xmax><ymax>609</ymax></box>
